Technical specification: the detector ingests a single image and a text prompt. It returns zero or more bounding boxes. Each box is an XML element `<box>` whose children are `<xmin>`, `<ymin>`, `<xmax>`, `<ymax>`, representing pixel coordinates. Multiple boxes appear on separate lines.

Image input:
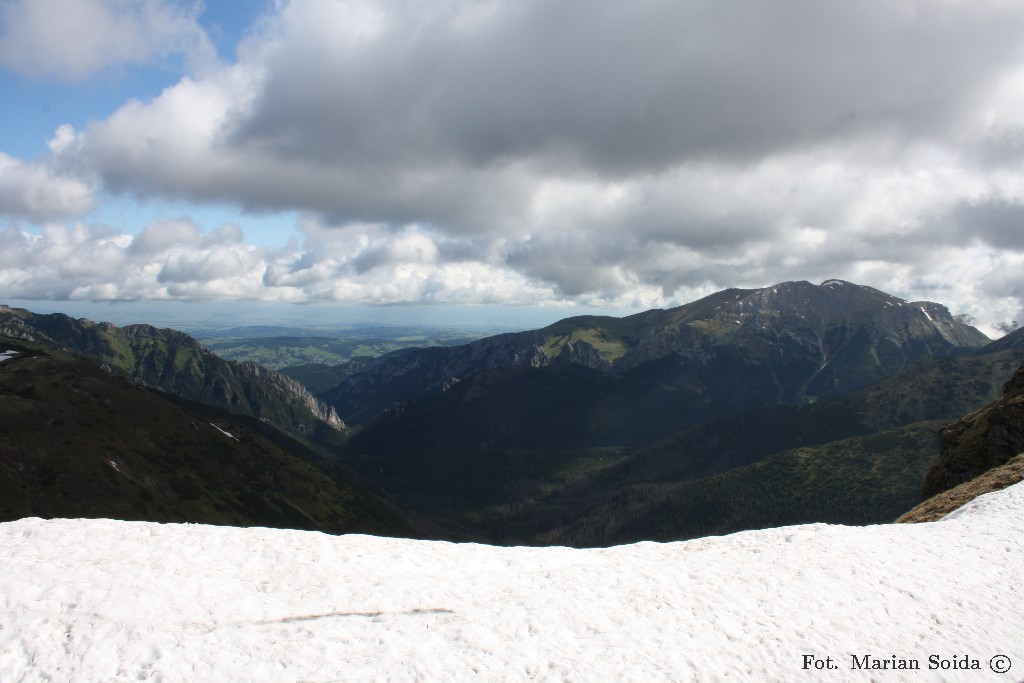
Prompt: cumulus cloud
<box><xmin>5</xmin><ymin>0</ymin><xmax>1024</xmax><ymax>333</ymax></box>
<box><xmin>0</xmin><ymin>0</ymin><xmax>215</xmax><ymax>80</ymax></box>
<box><xmin>0</xmin><ymin>151</ymin><xmax>95</xmax><ymax>220</ymax></box>
<box><xmin>0</xmin><ymin>217</ymin><xmax>563</xmax><ymax>307</ymax></box>
<box><xmin>1</xmin><ymin>212</ymin><xmax>1020</xmax><ymax>337</ymax></box>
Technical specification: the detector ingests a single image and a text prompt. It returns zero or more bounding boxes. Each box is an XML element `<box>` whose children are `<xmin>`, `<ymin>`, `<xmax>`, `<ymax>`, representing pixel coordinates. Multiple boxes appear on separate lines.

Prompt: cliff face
<box><xmin>552</xmin><ymin>339</ymin><xmax>612</xmax><ymax>371</ymax></box>
<box><xmin>0</xmin><ymin>307</ymin><xmax>345</xmax><ymax>439</ymax></box>
<box><xmin>240</xmin><ymin>361</ymin><xmax>345</xmax><ymax>431</ymax></box>
<box><xmin>923</xmin><ymin>364</ymin><xmax>1024</xmax><ymax>499</ymax></box>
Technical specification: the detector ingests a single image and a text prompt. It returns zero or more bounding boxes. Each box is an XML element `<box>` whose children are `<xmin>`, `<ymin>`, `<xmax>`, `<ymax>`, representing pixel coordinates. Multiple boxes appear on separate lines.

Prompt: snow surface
<box><xmin>2</xmin><ymin>483</ymin><xmax>1023</xmax><ymax>682</ymax></box>
<box><xmin>0</xmin><ymin>349</ymin><xmax>19</xmax><ymax>363</ymax></box>
<box><xmin>210</xmin><ymin>422</ymin><xmax>240</xmax><ymax>441</ymax></box>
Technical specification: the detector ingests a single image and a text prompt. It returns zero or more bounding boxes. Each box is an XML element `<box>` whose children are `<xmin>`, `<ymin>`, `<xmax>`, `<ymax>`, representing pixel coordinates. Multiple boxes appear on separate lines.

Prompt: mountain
<box><xmin>579</xmin><ymin>348</ymin><xmax>1024</xmax><ymax>489</ymax></box>
<box><xmin>0</xmin><ymin>340</ymin><xmax>414</xmax><ymax>536</ymax></box>
<box><xmin>0</xmin><ymin>305</ymin><xmax>344</xmax><ymax>443</ymax></box>
<box><xmin>340</xmin><ymin>347</ymin><xmax>1024</xmax><ymax>544</ymax></box>
<box><xmin>329</xmin><ymin>282</ymin><xmax>1003</xmax><ymax>543</ymax></box>
<box><xmin>324</xmin><ymin>279</ymin><xmax>988</xmax><ymax>425</ymax></box>
<box><xmin>898</xmin><ymin>357</ymin><xmax>1024</xmax><ymax>522</ymax></box>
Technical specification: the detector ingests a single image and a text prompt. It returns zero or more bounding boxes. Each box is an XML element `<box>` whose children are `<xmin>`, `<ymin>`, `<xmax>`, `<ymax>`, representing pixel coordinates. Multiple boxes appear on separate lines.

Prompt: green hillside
<box><xmin>0</xmin><ymin>340</ymin><xmax>414</xmax><ymax>536</ymax></box>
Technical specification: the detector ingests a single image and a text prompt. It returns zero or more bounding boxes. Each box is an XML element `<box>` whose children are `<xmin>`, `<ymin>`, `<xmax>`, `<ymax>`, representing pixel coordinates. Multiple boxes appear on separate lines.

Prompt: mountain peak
<box><xmin>325</xmin><ymin>279</ymin><xmax>991</xmax><ymax>428</ymax></box>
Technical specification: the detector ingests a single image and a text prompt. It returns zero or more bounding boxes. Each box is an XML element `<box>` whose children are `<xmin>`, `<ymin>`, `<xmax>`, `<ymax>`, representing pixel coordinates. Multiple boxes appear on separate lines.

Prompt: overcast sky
<box><xmin>2</xmin><ymin>0</ymin><xmax>1024</xmax><ymax>336</ymax></box>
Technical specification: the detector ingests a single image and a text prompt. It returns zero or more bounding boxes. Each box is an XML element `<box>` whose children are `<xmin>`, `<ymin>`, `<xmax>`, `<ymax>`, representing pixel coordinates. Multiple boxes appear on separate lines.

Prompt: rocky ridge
<box><xmin>0</xmin><ymin>306</ymin><xmax>344</xmax><ymax>438</ymax></box>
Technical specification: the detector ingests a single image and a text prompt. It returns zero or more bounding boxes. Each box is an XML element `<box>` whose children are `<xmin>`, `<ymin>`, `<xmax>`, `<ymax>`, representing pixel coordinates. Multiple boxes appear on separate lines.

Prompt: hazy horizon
<box><xmin>0</xmin><ymin>298</ymin><xmax>623</xmax><ymax>335</ymax></box>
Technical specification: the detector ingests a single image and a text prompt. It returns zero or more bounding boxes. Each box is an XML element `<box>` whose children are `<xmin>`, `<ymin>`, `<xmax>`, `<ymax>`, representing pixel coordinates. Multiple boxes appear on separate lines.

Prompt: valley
<box><xmin>3</xmin><ymin>279</ymin><xmax>1023</xmax><ymax>547</ymax></box>
<box><xmin>196</xmin><ymin>324</ymin><xmax>489</xmax><ymax>370</ymax></box>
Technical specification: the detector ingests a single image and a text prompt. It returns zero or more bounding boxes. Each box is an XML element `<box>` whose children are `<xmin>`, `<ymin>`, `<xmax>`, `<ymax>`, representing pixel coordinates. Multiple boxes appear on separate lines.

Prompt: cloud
<box><xmin>948</xmin><ymin>198</ymin><xmax>1024</xmax><ymax>251</ymax></box>
<box><xmin>240</xmin><ymin>1</ymin><xmax>1024</xmax><ymax>170</ymax></box>
<box><xmin>0</xmin><ymin>0</ymin><xmax>215</xmax><ymax>80</ymax></box>
<box><xmin>0</xmin><ymin>217</ymin><xmax>562</xmax><ymax>307</ymax></box>
<box><xmin>1</xmin><ymin>211</ymin><xmax>1020</xmax><ymax>337</ymax></box>
<box><xmin>0</xmin><ymin>151</ymin><xmax>95</xmax><ymax>220</ymax></box>
<box><xmin>5</xmin><ymin>0</ymin><xmax>1024</xmax><ymax>333</ymax></box>
<box><xmin>60</xmin><ymin>0</ymin><xmax>1024</xmax><ymax>211</ymax></box>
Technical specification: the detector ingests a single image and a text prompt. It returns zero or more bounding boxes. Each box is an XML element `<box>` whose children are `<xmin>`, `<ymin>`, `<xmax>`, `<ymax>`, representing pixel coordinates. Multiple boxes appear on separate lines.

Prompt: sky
<box><xmin>2</xmin><ymin>0</ymin><xmax>1024</xmax><ymax>336</ymax></box>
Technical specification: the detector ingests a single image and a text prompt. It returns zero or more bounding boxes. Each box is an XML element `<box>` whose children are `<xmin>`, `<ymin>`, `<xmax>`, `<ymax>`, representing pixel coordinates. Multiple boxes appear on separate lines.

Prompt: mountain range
<box><xmin>317</xmin><ymin>279</ymin><xmax>1006</xmax><ymax>542</ymax></box>
<box><xmin>322</xmin><ymin>279</ymin><xmax>987</xmax><ymax>426</ymax></box>
<box><xmin>4</xmin><ymin>278</ymin><xmax>1023</xmax><ymax>545</ymax></box>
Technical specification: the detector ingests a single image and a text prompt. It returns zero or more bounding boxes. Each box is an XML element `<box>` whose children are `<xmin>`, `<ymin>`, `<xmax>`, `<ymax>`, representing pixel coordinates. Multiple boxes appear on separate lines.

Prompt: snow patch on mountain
<box><xmin>210</xmin><ymin>422</ymin><xmax>239</xmax><ymax>441</ymax></box>
<box><xmin>1</xmin><ymin>482</ymin><xmax>1022</xmax><ymax>681</ymax></box>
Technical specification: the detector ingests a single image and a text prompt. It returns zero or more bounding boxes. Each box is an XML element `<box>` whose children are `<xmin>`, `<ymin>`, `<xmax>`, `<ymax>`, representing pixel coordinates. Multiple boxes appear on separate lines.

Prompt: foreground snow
<box><xmin>2</xmin><ymin>484</ymin><xmax>1022</xmax><ymax>682</ymax></box>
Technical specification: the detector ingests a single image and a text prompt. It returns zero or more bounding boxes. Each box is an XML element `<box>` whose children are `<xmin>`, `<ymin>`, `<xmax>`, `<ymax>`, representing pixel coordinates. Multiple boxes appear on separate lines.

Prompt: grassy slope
<box><xmin>0</xmin><ymin>341</ymin><xmax>414</xmax><ymax>537</ymax></box>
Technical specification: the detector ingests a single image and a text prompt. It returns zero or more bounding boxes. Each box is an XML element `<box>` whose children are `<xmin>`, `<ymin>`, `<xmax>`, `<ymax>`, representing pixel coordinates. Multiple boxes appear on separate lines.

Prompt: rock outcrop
<box><xmin>922</xmin><ymin>364</ymin><xmax>1024</xmax><ymax>498</ymax></box>
<box><xmin>899</xmin><ymin>453</ymin><xmax>1024</xmax><ymax>523</ymax></box>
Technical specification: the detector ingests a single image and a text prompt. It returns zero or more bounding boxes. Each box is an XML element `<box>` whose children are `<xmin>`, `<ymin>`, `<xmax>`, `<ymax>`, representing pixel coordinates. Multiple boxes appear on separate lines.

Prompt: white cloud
<box><xmin>1</xmin><ymin>212</ymin><xmax>1020</xmax><ymax>336</ymax></box>
<box><xmin>0</xmin><ymin>151</ymin><xmax>95</xmax><ymax>220</ymax></box>
<box><xmin>0</xmin><ymin>0</ymin><xmax>215</xmax><ymax>80</ymax></box>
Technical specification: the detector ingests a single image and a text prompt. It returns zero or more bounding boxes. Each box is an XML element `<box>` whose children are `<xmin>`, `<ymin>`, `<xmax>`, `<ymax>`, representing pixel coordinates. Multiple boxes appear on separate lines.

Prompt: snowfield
<box><xmin>2</xmin><ymin>483</ymin><xmax>1022</xmax><ymax>682</ymax></box>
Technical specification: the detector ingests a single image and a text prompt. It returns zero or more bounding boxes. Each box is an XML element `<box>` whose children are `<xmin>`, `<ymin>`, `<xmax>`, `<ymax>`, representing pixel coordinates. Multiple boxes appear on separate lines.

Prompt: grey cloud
<box><xmin>128</xmin><ymin>218</ymin><xmax>245</xmax><ymax>256</ymax></box>
<box><xmin>49</xmin><ymin>0</ymin><xmax>1024</xmax><ymax>315</ymax></box>
<box><xmin>973</xmin><ymin>127</ymin><xmax>1024</xmax><ymax>167</ymax></box>
<box><xmin>506</xmin><ymin>230</ymin><xmax>641</xmax><ymax>297</ymax></box>
<box><xmin>950</xmin><ymin>199</ymin><xmax>1024</xmax><ymax>251</ymax></box>
<box><xmin>72</xmin><ymin>0</ymin><xmax>1024</xmax><ymax>229</ymax></box>
<box><xmin>229</xmin><ymin>0</ymin><xmax>1024</xmax><ymax>176</ymax></box>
